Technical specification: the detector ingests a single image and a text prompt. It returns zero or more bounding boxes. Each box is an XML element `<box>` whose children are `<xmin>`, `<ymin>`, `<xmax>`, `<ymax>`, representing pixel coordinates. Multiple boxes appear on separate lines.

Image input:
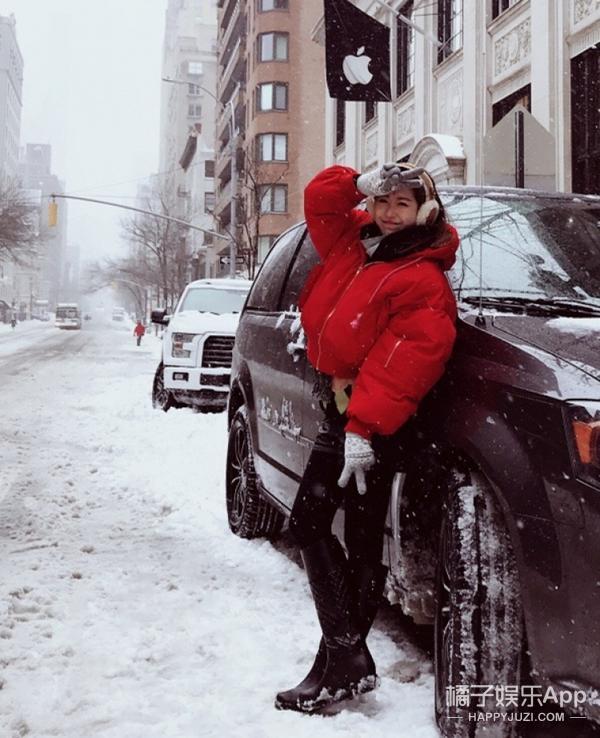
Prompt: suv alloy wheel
<box><xmin>226</xmin><ymin>406</ymin><xmax>284</xmax><ymax>539</ymax></box>
<box><xmin>434</xmin><ymin>471</ymin><xmax>524</xmax><ymax>738</ymax></box>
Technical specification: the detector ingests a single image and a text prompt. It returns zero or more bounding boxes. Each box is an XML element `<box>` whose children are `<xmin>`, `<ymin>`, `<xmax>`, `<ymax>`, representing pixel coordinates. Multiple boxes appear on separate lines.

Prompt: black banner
<box><xmin>324</xmin><ymin>0</ymin><xmax>391</xmax><ymax>102</ymax></box>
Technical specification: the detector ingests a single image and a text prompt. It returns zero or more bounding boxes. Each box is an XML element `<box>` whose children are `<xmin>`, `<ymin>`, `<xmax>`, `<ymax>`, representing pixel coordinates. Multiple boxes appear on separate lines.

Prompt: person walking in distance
<box><xmin>133</xmin><ymin>319</ymin><xmax>145</xmax><ymax>347</ymax></box>
<box><xmin>274</xmin><ymin>162</ymin><xmax>460</xmax><ymax>713</ymax></box>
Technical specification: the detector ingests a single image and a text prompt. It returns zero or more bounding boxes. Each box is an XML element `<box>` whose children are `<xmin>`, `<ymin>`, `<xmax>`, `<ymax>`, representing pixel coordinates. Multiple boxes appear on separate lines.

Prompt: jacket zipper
<box><xmin>384</xmin><ymin>338</ymin><xmax>403</xmax><ymax>368</ymax></box>
<box><xmin>367</xmin><ymin>256</ymin><xmax>424</xmax><ymax>305</ymax></box>
<box><xmin>316</xmin><ymin>265</ymin><xmax>363</xmax><ymax>368</ymax></box>
<box><xmin>315</xmin><ymin>256</ymin><xmax>424</xmax><ymax>369</ymax></box>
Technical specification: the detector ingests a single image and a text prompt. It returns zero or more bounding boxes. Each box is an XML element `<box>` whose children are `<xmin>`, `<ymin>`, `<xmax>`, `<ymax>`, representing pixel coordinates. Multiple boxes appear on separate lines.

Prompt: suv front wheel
<box><xmin>226</xmin><ymin>406</ymin><xmax>283</xmax><ymax>539</ymax></box>
<box><xmin>152</xmin><ymin>362</ymin><xmax>175</xmax><ymax>412</ymax></box>
<box><xmin>435</xmin><ymin>471</ymin><xmax>524</xmax><ymax>738</ymax></box>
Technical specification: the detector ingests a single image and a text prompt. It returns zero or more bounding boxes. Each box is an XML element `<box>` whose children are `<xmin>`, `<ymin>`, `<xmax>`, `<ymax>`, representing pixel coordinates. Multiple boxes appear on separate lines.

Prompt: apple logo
<box><xmin>342</xmin><ymin>46</ymin><xmax>373</xmax><ymax>86</ymax></box>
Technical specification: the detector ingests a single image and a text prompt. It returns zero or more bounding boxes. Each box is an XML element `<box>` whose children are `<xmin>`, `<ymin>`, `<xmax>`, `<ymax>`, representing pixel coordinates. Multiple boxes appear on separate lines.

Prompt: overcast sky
<box><xmin>0</xmin><ymin>0</ymin><xmax>168</xmax><ymax>261</ymax></box>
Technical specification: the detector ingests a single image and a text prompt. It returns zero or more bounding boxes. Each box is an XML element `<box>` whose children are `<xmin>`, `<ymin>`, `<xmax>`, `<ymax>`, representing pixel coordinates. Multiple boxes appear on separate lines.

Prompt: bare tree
<box><xmin>238</xmin><ymin>149</ymin><xmax>289</xmax><ymax>280</ymax></box>
<box><xmin>84</xmin><ymin>257</ymin><xmax>151</xmax><ymax>317</ymax></box>
<box><xmin>0</xmin><ymin>179</ymin><xmax>41</xmax><ymax>265</ymax></box>
<box><xmin>120</xmin><ymin>188</ymin><xmax>190</xmax><ymax>309</ymax></box>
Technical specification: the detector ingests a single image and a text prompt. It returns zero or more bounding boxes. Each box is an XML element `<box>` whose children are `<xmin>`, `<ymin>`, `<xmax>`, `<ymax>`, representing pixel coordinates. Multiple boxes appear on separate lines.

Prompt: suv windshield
<box><xmin>178</xmin><ymin>287</ymin><xmax>247</xmax><ymax>314</ymax></box>
<box><xmin>443</xmin><ymin>194</ymin><xmax>600</xmax><ymax>305</ymax></box>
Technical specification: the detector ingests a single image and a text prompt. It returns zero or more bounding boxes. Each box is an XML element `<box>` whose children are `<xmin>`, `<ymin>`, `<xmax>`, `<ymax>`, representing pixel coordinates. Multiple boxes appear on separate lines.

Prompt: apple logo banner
<box><xmin>324</xmin><ymin>0</ymin><xmax>391</xmax><ymax>102</ymax></box>
<box><xmin>342</xmin><ymin>47</ymin><xmax>373</xmax><ymax>86</ymax></box>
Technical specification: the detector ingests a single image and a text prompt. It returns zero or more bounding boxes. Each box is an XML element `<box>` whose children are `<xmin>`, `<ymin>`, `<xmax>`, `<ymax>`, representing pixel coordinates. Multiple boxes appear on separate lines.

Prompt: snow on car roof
<box><xmin>438</xmin><ymin>185</ymin><xmax>600</xmax><ymax>201</ymax></box>
<box><xmin>186</xmin><ymin>278</ymin><xmax>252</xmax><ymax>290</ymax></box>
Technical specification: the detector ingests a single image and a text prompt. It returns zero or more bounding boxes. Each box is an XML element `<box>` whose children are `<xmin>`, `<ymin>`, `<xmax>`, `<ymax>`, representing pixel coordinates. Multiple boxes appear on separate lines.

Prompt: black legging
<box><xmin>288</xmin><ymin>397</ymin><xmax>397</xmax><ymax>567</ymax></box>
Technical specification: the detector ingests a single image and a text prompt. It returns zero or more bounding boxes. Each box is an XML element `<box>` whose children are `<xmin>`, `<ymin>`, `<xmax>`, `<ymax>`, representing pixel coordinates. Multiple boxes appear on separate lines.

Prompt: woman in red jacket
<box><xmin>275</xmin><ymin>162</ymin><xmax>460</xmax><ymax>713</ymax></box>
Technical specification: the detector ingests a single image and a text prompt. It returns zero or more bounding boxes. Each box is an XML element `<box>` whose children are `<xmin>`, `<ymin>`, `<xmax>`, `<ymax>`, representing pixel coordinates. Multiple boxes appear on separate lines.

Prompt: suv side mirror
<box><xmin>151</xmin><ymin>308</ymin><xmax>170</xmax><ymax>326</ymax></box>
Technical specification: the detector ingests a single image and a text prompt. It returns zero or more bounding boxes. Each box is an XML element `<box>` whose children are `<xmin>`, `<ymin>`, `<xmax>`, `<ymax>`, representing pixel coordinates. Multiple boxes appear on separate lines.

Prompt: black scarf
<box><xmin>360</xmin><ymin>222</ymin><xmax>444</xmax><ymax>263</ymax></box>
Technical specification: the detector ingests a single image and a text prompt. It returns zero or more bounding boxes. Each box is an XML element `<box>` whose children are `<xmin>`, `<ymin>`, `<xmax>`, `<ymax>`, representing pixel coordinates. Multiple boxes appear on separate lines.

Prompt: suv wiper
<box><xmin>461</xmin><ymin>295</ymin><xmax>600</xmax><ymax>318</ymax></box>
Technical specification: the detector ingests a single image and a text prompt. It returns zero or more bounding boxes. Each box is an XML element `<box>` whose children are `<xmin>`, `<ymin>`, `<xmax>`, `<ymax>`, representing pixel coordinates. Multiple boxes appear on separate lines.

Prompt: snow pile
<box><xmin>0</xmin><ymin>325</ymin><xmax>438</xmax><ymax>738</ymax></box>
<box><xmin>547</xmin><ymin>317</ymin><xmax>600</xmax><ymax>336</ymax></box>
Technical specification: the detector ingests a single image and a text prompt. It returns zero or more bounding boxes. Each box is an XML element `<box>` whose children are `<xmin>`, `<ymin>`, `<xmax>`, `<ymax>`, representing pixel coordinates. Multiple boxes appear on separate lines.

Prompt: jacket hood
<box><xmin>360</xmin><ymin>221</ymin><xmax>459</xmax><ymax>271</ymax></box>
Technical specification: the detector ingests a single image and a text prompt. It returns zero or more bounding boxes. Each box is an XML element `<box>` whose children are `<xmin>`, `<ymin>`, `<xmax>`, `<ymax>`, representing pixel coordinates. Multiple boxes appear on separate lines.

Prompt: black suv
<box><xmin>225</xmin><ymin>187</ymin><xmax>600</xmax><ymax>735</ymax></box>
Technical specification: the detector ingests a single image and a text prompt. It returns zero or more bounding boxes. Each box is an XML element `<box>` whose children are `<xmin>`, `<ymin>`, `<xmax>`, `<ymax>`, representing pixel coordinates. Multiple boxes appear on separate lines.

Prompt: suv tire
<box><xmin>226</xmin><ymin>406</ymin><xmax>284</xmax><ymax>539</ymax></box>
<box><xmin>434</xmin><ymin>471</ymin><xmax>524</xmax><ymax>738</ymax></box>
<box><xmin>152</xmin><ymin>362</ymin><xmax>175</xmax><ymax>412</ymax></box>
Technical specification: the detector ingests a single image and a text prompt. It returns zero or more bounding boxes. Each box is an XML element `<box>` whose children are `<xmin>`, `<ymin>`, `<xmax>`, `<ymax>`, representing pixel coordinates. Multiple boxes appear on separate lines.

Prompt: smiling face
<box><xmin>372</xmin><ymin>186</ymin><xmax>420</xmax><ymax>234</ymax></box>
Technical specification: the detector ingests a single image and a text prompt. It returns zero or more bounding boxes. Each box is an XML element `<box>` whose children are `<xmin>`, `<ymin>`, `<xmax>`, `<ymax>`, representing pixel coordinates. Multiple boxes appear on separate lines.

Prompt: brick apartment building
<box><xmin>215</xmin><ymin>0</ymin><xmax>326</xmax><ymax>275</ymax></box>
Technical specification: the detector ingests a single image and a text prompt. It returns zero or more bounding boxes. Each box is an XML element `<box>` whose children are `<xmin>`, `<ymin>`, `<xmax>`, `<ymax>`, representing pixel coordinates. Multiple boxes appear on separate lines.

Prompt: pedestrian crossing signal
<box><xmin>48</xmin><ymin>201</ymin><xmax>58</xmax><ymax>227</ymax></box>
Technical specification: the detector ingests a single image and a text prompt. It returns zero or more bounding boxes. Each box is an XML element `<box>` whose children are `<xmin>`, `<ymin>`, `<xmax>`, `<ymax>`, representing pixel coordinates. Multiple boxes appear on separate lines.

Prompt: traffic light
<box><xmin>48</xmin><ymin>201</ymin><xmax>58</xmax><ymax>227</ymax></box>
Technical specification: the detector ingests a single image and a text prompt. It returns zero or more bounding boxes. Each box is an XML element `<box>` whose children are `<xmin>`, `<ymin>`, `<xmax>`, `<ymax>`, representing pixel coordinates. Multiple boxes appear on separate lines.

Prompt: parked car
<box><xmin>225</xmin><ymin>186</ymin><xmax>600</xmax><ymax>734</ymax></box>
<box><xmin>55</xmin><ymin>303</ymin><xmax>82</xmax><ymax>330</ymax></box>
<box><xmin>151</xmin><ymin>278</ymin><xmax>252</xmax><ymax>412</ymax></box>
<box><xmin>111</xmin><ymin>307</ymin><xmax>126</xmax><ymax>322</ymax></box>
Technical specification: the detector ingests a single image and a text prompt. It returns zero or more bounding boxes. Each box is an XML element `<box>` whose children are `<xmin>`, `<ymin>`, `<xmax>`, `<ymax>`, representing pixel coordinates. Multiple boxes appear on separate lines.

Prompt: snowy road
<box><xmin>0</xmin><ymin>322</ymin><xmax>591</xmax><ymax>738</ymax></box>
<box><xmin>0</xmin><ymin>321</ymin><xmax>439</xmax><ymax>738</ymax></box>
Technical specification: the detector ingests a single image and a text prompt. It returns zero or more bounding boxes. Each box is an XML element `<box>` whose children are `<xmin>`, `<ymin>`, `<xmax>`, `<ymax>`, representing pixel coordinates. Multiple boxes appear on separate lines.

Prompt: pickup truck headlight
<box><xmin>171</xmin><ymin>332</ymin><xmax>198</xmax><ymax>358</ymax></box>
<box><xmin>565</xmin><ymin>400</ymin><xmax>600</xmax><ymax>487</ymax></box>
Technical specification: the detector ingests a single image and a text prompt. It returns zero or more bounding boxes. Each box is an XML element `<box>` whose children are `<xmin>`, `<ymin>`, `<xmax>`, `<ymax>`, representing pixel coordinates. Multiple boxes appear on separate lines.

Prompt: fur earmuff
<box><xmin>416</xmin><ymin>198</ymin><xmax>440</xmax><ymax>226</ymax></box>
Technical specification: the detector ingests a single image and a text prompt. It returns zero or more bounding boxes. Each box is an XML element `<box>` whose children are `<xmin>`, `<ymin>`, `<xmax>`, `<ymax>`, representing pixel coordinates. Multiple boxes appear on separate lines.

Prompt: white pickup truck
<box><xmin>151</xmin><ymin>278</ymin><xmax>252</xmax><ymax>412</ymax></box>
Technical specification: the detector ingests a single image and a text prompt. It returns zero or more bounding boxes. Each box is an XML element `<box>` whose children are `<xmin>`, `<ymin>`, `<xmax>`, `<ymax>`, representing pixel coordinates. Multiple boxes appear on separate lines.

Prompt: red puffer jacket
<box><xmin>300</xmin><ymin>165</ymin><xmax>460</xmax><ymax>440</ymax></box>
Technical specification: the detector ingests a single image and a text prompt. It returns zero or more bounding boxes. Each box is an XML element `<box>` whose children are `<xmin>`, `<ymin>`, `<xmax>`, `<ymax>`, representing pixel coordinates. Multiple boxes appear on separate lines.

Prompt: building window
<box><xmin>204</xmin><ymin>192</ymin><xmax>216</xmax><ymax>212</ymax></box>
<box><xmin>257</xmin><ymin>235</ymin><xmax>276</xmax><ymax>263</ymax></box>
<box><xmin>257</xmin><ymin>82</ymin><xmax>288</xmax><ymax>111</ymax></box>
<box><xmin>365</xmin><ymin>100</ymin><xmax>377</xmax><ymax>124</ymax></box>
<box><xmin>203</xmin><ymin>232</ymin><xmax>214</xmax><ymax>246</ymax></box>
<box><xmin>257</xmin><ymin>133</ymin><xmax>288</xmax><ymax>161</ymax></box>
<box><xmin>205</xmin><ymin>160</ymin><xmax>215</xmax><ymax>177</ymax></box>
<box><xmin>188</xmin><ymin>83</ymin><xmax>202</xmax><ymax>95</ymax></box>
<box><xmin>572</xmin><ymin>44</ymin><xmax>600</xmax><ymax>194</ymax></box>
<box><xmin>437</xmin><ymin>0</ymin><xmax>463</xmax><ymax>64</ymax></box>
<box><xmin>491</xmin><ymin>0</ymin><xmax>519</xmax><ymax>19</ymax></box>
<box><xmin>258</xmin><ymin>32</ymin><xmax>289</xmax><ymax>62</ymax></box>
<box><xmin>258</xmin><ymin>0</ymin><xmax>288</xmax><ymax>11</ymax></box>
<box><xmin>396</xmin><ymin>2</ymin><xmax>415</xmax><ymax>96</ymax></box>
<box><xmin>259</xmin><ymin>184</ymin><xmax>287</xmax><ymax>213</ymax></box>
<box><xmin>492</xmin><ymin>84</ymin><xmax>530</xmax><ymax>125</ymax></box>
<box><xmin>188</xmin><ymin>61</ymin><xmax>203</xmax><ymax>75</ymax></box>
<box><xmin>335</xmin><ymin>100</ymin><xmax>345</xmax><ymax>147</ymax></box>
<box><xmin>188</xmin><ymin>103</ymin><xmax>202</xmax><ymax>118</ymax></box>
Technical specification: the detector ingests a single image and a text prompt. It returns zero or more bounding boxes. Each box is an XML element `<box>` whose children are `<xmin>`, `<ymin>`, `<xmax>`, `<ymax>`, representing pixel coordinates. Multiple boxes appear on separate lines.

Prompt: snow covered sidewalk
<box><xmin>0</xmin><ymin>325</ymin><xmax>438</xmax><ymax>738</ymax></box>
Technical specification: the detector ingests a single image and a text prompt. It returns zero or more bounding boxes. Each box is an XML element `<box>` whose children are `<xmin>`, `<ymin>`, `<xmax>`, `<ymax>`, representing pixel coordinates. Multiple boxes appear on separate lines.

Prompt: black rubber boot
<box><xmin>275</xmin><ymin>537</ymin><xmax>379</xmax><ymax>713</ymax></box>
<box><xmin>275</xmin><ymin>560</ymin><xmax>388</xmax><ymax>710</ymax></box>
<box><xmin>350</xmin><ymin>559</ymin><xmax>388</xmax><ymax>636</ymax></box>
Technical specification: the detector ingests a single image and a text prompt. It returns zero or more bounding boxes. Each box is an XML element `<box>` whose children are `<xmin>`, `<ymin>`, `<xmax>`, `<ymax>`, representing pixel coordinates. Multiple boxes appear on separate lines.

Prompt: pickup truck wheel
<box><xmin>152</xmin><ymin>363</ymin><xmax>174</xmax><ymax>412</ymax></box>
<box><xmin>434</xmin><ymin>472</ymin><xmax>524</xmax><ymax>738</ymax></box>
<box><xmin>226</xmin><ymin>406</ymin><xmax>283</xmax><ymax>539</ymax></box>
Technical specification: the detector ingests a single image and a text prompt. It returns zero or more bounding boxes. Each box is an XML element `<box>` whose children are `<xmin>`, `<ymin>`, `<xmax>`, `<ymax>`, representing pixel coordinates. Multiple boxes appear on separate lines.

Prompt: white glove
<box><xmin>356</xmin><ymin>164</ymin><xmax>425</xmax><ymax>197</ymax></box>
<box><xmin>337</xmin><ymin>432</ymin><xmax>375</xmax><ymax>495</ymax></box>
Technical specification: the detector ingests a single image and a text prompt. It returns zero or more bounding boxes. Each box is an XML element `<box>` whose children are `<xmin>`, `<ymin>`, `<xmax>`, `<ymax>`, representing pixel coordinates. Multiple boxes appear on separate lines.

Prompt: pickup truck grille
<box><xmin>201</xmin><ymin>335</ymin><xmax>235</xmax><ymax>368</ymax></box>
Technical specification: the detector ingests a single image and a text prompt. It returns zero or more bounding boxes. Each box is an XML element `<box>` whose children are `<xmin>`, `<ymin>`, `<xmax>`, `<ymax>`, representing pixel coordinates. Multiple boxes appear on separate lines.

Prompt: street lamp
<box><xmin>162</xmin><ymin>77</ymin><xmax>238</xmax><ymax>278</ymax></box>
